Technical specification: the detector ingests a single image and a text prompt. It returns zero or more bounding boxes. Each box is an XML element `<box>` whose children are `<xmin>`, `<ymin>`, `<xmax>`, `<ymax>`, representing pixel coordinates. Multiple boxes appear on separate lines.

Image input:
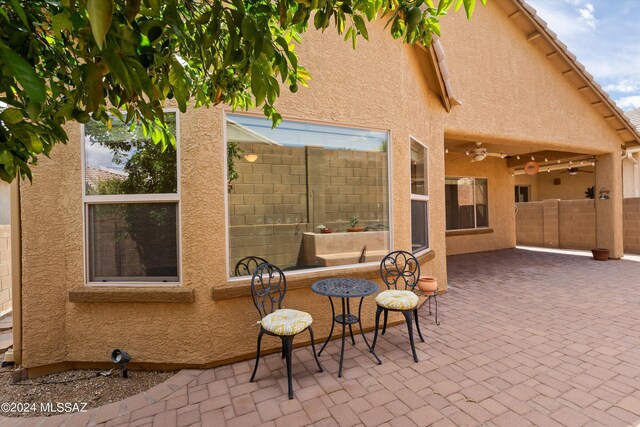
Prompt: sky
<box><xmin>526</xmin><ymin>0</ymin><xmax>640</xmax><ymax>112</ymax></box>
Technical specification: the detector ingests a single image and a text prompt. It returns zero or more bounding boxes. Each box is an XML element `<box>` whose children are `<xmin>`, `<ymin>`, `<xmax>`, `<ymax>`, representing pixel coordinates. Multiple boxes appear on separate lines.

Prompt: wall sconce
<box><xmin>243</xmin><ymin>153</ymin><xmax>259</xmax><ymax>163</ymax></box>
<box><xmin>599</xmin><ymin>187</ymin><xmax>610</xmax><ymax>200</ymax></box>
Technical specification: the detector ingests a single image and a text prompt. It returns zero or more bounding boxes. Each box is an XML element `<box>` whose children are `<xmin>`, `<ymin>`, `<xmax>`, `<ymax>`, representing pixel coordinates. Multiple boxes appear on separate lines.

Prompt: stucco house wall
<box><xmin>14</xmin><ymin>0</ymin><xmax>630</xmax><ymax>371</ymax></box>
<box><xmin>515</xmin><ymin>168</ymin><xmax>594</xmax><ymax>201</ymax></box>
<box><xmin>444</xmin><ymin>157</ymin><xmax>516</xmax><ymax>255</ymax></box>
<box><xmin>0</xmin><ymin>182</ymin><xmax>10</xmax><ymax>315</ymax></box>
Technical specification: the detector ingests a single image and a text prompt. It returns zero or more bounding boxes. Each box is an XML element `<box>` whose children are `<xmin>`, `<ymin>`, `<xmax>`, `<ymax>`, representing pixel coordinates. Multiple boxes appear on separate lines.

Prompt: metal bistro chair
<box><xmin>234</xmin><ymin>256</ymin><xmax>269</xmax><ymax>277</ymax></box>
<box><xmin>371</xmin><ymin>251</ymin><xmax>425</xmax><ymax>362</ymax></box>
<box><xmin>249</xmin><ymin>263</ymin><xmax>323</xmax><ymax>399</ymax></box>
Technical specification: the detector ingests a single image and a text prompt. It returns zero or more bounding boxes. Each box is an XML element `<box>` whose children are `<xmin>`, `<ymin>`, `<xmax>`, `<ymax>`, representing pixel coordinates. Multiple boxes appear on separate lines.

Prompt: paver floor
<box><xmin>3</xmin><ymin>248</ymin><xmax>640</xmax><ymax>426</ymax></box>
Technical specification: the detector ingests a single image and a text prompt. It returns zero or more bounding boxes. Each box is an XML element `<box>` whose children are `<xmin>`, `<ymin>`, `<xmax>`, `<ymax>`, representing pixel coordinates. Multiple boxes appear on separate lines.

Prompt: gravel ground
<box><xmin>0</xmin><ymin>365</ymin><xmax>175</xmax><ymax>417</ymax></box>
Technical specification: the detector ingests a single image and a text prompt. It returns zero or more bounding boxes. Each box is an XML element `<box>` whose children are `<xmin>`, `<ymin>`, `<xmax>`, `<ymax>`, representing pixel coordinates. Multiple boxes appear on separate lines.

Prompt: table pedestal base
<box><xmin>317</xmin><ymin>296</ymin><xmax>382</xmax><ymax>377</ymax></box>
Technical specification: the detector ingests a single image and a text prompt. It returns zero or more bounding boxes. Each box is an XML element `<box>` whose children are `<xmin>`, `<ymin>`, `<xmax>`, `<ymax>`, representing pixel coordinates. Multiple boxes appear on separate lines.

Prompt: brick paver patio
<box><xmin>3</xmin><ymin>248</ymin><xmax>640</xmax><ymax>426</ymax></box>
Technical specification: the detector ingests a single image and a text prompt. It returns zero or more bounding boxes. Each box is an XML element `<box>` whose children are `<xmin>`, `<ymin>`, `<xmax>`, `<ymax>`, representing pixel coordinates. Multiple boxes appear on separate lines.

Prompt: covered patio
<box><xmin>4</xmin><ymin>248</ymin><xmax>640</xmax><ymax>426</ymax></box>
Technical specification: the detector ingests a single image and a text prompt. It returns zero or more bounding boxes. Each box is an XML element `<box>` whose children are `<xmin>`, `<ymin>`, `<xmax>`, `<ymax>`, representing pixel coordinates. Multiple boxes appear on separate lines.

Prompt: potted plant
<box><xmin>591</xmin><ymin>248</ymin><xmax>609</xmax><ymax>261</ymax></box>
<box><xmin>347</xmin><ymin>216</ymin><xmax>365</xmax><ymax>232</ymax></box>
<box><xmin>316</xmin><ymin>224</ymin><xmax>333</xmax><ymax>234</ymax></box>
<box><xmin>417</xmin><ymin>276</ymin><xmax>438</xmax><ymax>294</ymax></box>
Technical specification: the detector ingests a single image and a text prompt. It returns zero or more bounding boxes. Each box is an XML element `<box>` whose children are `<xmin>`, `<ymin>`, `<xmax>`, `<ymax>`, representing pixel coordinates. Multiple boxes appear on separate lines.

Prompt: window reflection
<box><xmin>227</xmin><ymin>115</ymin><xmax>390</xmax><ymax>277</ymax></box>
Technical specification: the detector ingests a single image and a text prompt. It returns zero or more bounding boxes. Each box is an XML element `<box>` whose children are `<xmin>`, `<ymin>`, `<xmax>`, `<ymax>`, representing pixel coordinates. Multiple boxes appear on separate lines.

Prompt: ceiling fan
<box><xmin>465</xmin><ymin>142</ymin><xmax>505</xmax><ymax>162</ymax></box>
<box><xmin>560</xmin><ymin>167</ymin><xmax>593</xmax><ymax>176</ymax></box>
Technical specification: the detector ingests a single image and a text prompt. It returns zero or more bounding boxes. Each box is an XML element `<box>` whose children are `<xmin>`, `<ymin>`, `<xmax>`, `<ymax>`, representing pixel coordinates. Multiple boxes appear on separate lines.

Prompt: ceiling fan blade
<box><xmin>485</xmin><ymin>152</ymin><xmax>504</xmax><ymax>158</ymax></box>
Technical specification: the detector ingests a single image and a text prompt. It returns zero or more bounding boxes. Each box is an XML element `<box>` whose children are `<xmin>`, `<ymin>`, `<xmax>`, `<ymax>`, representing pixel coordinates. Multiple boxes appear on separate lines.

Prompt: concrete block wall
<box><xmin>0</xmin><ymin>225</ymin><xmax>11</xmax><ymax>313</ymax></box>
<box><xmin>515</xmin><ymin>199</ymin><xmax>595</xmax><ymax>250</ymax></box>
<box><xmin>558</xmin><ymin>200</ymin><xmax>596</xmax><ymax>249</ymax></box>
<box><xmin>515</xmin><ymin>202</ymin><xmax>544</xmax><ymax>246</ymax></box>
<box><xmin>228</xmin><ymin>143</ymin><xmax>389</xmax><ymax>274</ymax></box>
<box><xmin>623</xmin><ymin>198</ymin><xmax>640</xmax><ymax>254</ymax></box>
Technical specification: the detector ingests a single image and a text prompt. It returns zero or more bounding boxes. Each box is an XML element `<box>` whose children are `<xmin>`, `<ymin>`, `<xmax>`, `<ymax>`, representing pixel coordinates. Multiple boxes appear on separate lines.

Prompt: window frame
<box><xmin>223</xmin><ymin>110</ymin><xmax>394</xmax><ymax>281</ymax></box>
<box><xmin>409</xmin><ymin>136</ymin><xmax>430</xmax><ymax>254</ymax></box>
<box><xmin>81</xmin><ymin>108</ymin><xmax>182</xmax><ymax>287</ymax></box>
<box><xmin>514</xmin><ymin>185</ymin><xmax>530</xmax><ymax>203</ymax></box>
<box><xmin>445</xmin><ymin>176</ymin><xmax>489</xmax><ymax>231</ymax></box>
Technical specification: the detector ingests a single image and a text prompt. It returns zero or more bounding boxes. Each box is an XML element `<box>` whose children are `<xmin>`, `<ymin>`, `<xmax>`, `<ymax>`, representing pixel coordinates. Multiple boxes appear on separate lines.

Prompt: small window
<box><xmin>410</xmin><ymin>138</ymin><xmax>429</xmax><ymax>253</ymax></box>
<box><xmin>445</xmin><ymin>177</ymin><xmax>488</xmax><ymax>230</ymax></box>
<box><xmin>83</xmin><ymin>112</ymin><xmax>180</xmax><ymax>284</ymax></box>
<box><xmin>515</xmin><ymin>185</ymin><xmax>530</xmax><ymax>202</ymax></box>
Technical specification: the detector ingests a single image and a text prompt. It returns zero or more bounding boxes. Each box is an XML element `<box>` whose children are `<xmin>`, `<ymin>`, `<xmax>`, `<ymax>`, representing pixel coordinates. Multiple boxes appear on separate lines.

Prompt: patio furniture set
<box><xmin>243</xmin><ymin>250</ymin><xmax>440</xmax><ymax>399</ymax></box>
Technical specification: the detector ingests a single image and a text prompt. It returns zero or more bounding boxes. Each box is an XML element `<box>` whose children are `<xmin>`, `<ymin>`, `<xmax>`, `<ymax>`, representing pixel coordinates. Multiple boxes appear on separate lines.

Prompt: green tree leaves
<box><xmin>0</xmin><ymin>0</ymin><xmax>482</xmax><ymax>183</ymax></box>
<box><xmin>0</xmin><ymin>46</ymin><xmax>46</xmax><ymax>104</ymax></box>
<box><xmin>87</xmin><ymin>0</ymin><xmax>113</xmax><ymax>49</ymax></box>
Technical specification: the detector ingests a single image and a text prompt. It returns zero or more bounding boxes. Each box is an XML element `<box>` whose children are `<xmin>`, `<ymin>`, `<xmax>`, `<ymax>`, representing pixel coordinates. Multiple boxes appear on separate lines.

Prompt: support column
<box><xmin>10</xmin><ymin>179</ymin><xmax>21</xmax><ymax>365</ymax></box>
<box><xmin>634</xmin><ymin>152</ymin><xmax>640</xmax><ymax>197</ymax></box>
<box><xmin>595</xmin><ymin>152</ymin><xmax>623</xmax><ymax>258</ymax></box>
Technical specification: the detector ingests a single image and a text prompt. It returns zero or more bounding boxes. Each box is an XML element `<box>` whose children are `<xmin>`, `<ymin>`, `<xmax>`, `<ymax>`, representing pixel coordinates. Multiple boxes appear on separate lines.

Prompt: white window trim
<box><xmin>445</xmin><ymin>176</ymin><xmax>489</xmax><ymax>231</ymax></box>
<box><xmin>223</xmin><ymin>110</ymin><xmax>394</xmax><ymax>281</ymax></box>
<box><xmin>81</xmin><ymin>108</ymin><xmax>182</xmax><ymax>287</ymax></box>
<box><xmin>409</xmin><ymin>136</ymin><xmax>430</xmax><ymax>255</ymax></box>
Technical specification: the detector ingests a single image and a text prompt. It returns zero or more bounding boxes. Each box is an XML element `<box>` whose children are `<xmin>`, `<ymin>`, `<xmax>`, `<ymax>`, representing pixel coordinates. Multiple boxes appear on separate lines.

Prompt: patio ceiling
<box><xmin>444</xmin><ymin>139</ymin><xmax>596</xmax><ymax>171</ymax></box>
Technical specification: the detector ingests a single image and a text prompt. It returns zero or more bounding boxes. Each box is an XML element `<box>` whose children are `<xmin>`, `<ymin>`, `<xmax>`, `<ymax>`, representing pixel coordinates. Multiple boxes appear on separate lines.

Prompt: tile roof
<box><xmin>626</xmin><ymin>107</ymin><xmax>640</xmax><ymax>131</ymax></box>
<box><xmin>85</xmin><ymin>166</ymin><xmax>127</xmax><ymax>190</ymax></box>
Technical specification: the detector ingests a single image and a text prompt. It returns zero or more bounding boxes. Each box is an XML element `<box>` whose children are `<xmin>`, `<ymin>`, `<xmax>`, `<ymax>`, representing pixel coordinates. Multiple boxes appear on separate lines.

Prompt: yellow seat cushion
<box><xmin>261</xmin><ymin>309</ymin><xmax>313</xmax><ymax>336</ymax></box>
<box><xmin>375</xmin><ymin>290</ymin><xmax>419</xmax><ymax>310</ymax></box>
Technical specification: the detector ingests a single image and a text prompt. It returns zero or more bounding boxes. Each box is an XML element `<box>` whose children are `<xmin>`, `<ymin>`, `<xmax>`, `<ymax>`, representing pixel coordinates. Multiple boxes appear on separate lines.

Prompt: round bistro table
<box><xmin>311</xmin><ymin>278</ymin><xmax>382</xmax><ymax>377</ymax></box>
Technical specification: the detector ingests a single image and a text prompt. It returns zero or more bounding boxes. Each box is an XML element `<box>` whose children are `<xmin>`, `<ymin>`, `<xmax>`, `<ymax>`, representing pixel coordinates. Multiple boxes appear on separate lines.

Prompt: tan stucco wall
<box><xmin>16</xmin><ymin>0</ymin><xmax>628</xmax><ymax>370</ymax></box>
<box><xmin>18</xmin><ymin>22</ymin><xmax>446</xmax><ymax>370</ymax></box>
<box><xmin>515</xmin><ymin>168</ymin><xmax>594</xmax><ymax>201</ymax></box>
<box><xmin>440</xmin><ymin>6</ymin><xmax>622</xmax><ymax>156</ymax></box>
<box><xmin>444</xmin><ymin>156</ymin><xmax>516</xmax><ymax>255</ymax></box>
<box><xmin>623</xmin><ymin>154</ymin><xmax>640</xmax><ymax>198</ymax></box>
<box><xmin>0</xmin><ymin>225</ymin><xmax>10</xmax><ymax>313</ymax></box>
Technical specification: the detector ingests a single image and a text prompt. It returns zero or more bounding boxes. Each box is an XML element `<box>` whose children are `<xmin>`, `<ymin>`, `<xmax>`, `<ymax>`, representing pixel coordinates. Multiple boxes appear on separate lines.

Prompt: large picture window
<box><xmin>226</xmin><ymin>114</ymin><xmax>390</xmax><ymax>277</ymax></box>
<box><xmin>83</xmin><ymin>112</ymin><xmax>180</xmax><ymax>284</ymax></box>
<box><xmin>445</xmin><ymin>177</ymin><xmax>488</xmax><ymax>230</ymax></box>
<box><xmin>410</xmin><ymin>138</ymin><xmax>429</xmax><ymax>253</ymax></box>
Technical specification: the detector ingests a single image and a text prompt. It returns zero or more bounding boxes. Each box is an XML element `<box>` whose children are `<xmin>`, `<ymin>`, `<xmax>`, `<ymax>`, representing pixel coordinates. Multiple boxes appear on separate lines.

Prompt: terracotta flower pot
<box><xmin>347</xmin><ymin>227</ymin><xmax>365</xmax><ymax>232</ymax></box>
<box><xmin>417</xmin><ymin>276</ymin><xmax>438</xmax><ymax>294</ymax></box>
<box><xmin>591</xmin><ymin>248</ymin><xmax>609</xmax><ymax>261</ymax></box>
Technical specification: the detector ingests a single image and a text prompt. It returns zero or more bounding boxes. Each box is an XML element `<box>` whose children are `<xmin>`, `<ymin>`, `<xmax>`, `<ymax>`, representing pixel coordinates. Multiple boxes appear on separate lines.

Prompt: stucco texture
<box><xmin>444</xmin><ymin>157</ymin><xmax>516</xmax><ymax>255</ymax></box>
<box><xmin>17</xmin><ymin>0</ymin><xmax>626</xmax><ymax>370</ymax></box>
<box><xmin>515</xmin><ymin>168</ymin><xmax>595</xmax><ymax>201</ymax></box>
<box><xmin>0</xmin><ymin>225</ymin><xmax>10</xmax><ymax>313</ymax></box>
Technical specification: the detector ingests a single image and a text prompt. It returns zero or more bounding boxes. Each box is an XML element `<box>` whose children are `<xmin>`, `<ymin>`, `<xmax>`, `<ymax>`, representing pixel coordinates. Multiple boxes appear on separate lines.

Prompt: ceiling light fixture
<box><xmin>243</xmin><ymin>153</ymin><xmax>259</xmax><ymax>163</ymax></box>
